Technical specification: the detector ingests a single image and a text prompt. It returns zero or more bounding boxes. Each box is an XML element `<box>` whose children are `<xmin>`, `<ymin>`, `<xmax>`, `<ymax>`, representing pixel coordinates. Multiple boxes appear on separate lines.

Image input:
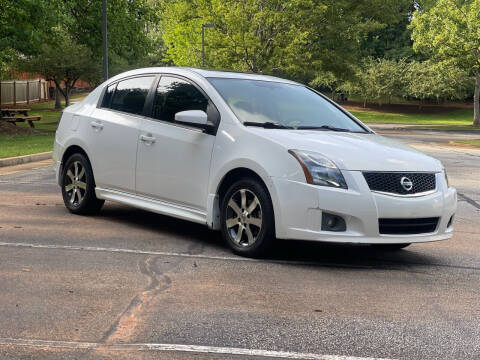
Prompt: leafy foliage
<box><xmin>410</xmin><ymin>0</ymin><xmax>480</xmax><ymax>125</ymax></box>
<box><xmin>406</xmin><ymin>61</ymin><xmax>474</xmax><ymax>105</ymax></box>
<box><xmin>61</xmin><ymin>0</ymin><xmax>161</xmax><ymax>76</ymax></box>
<box><xmin>341</xmin><ymin>58</ymin><xmax>408</xmax><ymax>106</ymax></box>
<box><xmin>161</xmin><ymin>0</ymin><xmax>410</xmax><ymax>81</ymax></box>
<box><xmin>0</xmin><ymin>0</ymin><xmax>57</xmax><ymax>78</ymax></box>
<box><xmin>338</xmin><ymin>58</ymin><xmax>473</xmax><ymax>107</ymax></box>
<box><xmin>21</xmin><ymin>31</ymin><xmax>98</xmax><ymax>106</ymax></box>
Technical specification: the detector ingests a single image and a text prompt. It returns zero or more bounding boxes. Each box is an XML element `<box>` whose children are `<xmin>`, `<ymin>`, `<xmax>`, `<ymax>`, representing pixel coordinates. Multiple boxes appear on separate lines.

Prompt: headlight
<box><xmin>443</xmin><ymin>168</ymin><xmax>450</xmax><ymax>187</ymax></box>
<box><xmin>288</xmin><ymin>149</ymin><xmax>347</xmax><ymax>189</ymax></box>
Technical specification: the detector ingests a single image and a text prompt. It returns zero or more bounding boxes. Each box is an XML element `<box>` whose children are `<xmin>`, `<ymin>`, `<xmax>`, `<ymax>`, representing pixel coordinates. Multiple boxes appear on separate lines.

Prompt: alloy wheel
<box><xmin>225</xmin><ymin>189</ymin><xmax>263</xmax><ymax>247</ymax></box>
<box><xmin>64</xmin><ymin>161</ymin><xmax>87</xmax><ymax>206</ymax></box>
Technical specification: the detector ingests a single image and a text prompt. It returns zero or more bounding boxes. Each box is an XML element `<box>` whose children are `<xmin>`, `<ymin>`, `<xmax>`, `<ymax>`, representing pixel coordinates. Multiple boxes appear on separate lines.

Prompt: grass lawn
<box><xmin>350</xmin><ymin>108</ymin><xmax>473</xmax><ymax>125</ymax></box>
<box><xmin>453</xmin><ymin>139</ymin><xmax>480</xmax><ymax>147</ymax></box>
<box><xmin>0</xmin><ymin>92</ymin><xmax>89</xmax><ymax>159</ymax></box>
<box><xmin>350</xmin><ymin>108</ymin><xmax>480</xmax><ymax>131</ymax></box>
<box><xmin>0</xmin><ymin>133</ymin><xmax>55</xmax><ymax>158</ymax></box>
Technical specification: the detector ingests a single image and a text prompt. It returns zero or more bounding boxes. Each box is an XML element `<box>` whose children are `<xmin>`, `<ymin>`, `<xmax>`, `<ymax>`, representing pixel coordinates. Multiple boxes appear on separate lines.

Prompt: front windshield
<box><xmin>208</xmin><ymin>78</ymin><xmax>367</xmax><ymax>132</ymax></box>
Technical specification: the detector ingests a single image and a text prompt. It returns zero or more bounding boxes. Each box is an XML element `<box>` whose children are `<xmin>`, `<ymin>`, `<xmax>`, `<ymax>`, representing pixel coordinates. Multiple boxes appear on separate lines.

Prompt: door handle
<box><xmin>140</xmin><ymin>134</ymin><xmax>156</xmax><ymax>144</ymax></box>
<box><xmin>90</xmin><ymin>121</ymin><xmax>104</xmax><ymax>130</ymax></box>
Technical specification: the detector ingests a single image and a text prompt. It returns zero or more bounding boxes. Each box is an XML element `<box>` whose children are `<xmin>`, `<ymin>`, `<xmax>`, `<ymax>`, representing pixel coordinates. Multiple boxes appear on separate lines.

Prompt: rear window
<box><xmin>101</xmin><ymin>83</ymin><xmax>116</xmax><ymax>108</ymax></box>
<box><xmin>108</xmin><ymin>76</ymin><xmax>155</xmax><ymax>115</ymax></box>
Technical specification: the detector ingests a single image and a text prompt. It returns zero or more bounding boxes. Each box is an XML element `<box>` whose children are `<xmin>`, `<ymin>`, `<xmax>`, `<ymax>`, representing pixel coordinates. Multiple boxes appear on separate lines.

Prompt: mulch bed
<box><xmin>0</xmin><ymin>121</ymin><xmax>38</xmax><ymax>135</ymax></box>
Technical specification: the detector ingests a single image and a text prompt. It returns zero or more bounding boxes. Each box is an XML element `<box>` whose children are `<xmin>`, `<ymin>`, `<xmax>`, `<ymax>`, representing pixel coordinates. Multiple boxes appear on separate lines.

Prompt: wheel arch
<box><xmin>208</xmin><ymin>165</ymin><xmax>280</xmax><ymax>235</ymax></box>
<box><xmin>58</xmin><ymin>145</ymin><xmax>93</xmax><ymax>186</ymax></box>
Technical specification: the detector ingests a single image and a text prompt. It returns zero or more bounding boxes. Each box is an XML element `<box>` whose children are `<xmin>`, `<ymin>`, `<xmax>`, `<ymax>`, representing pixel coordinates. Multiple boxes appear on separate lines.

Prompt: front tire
<box><xmin>61</xmin><ymin>153</ymin><xmax>104</xmax><ymax>215</ymax></box>
<box><xmin>220</xmin><ymin>178</ymin><xmax>275</xmax><ymax>257</ymax></box>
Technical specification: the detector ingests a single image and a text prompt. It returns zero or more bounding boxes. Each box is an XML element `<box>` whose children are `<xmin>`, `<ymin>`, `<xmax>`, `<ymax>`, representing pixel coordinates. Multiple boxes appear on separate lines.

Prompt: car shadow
<box><xmin>96</xmin><ymin>203</ymin><xmax>224</xmax><ymax>249</ymax></box>
<box><xmin>267</xmin><ymin>240</ymin><xmax>443</xmax><ymax>271</ymax></box>
<box><xmin>96</xmin><ymin>203</ymin><xmax>444</xmax><ymax>271</ymax></box>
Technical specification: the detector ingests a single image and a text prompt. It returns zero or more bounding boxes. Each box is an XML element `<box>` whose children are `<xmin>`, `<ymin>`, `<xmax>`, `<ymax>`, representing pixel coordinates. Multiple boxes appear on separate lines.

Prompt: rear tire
<box><xmin>372</xmin><ymin>243</ymin><xmax>411</xmax><ymax>251</ymax></box>
<box><xmin>61</xmin><ymin>153</ymin><xmax>104</xmax><ymax>215</ymax></box>
<box><xmin>220</xmin><ymin>177</ymin><xmax>275</xmax><ymax>257</ymax></box>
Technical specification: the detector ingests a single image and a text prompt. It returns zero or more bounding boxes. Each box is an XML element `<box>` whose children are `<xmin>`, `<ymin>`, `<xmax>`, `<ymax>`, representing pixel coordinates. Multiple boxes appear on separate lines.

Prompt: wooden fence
<box><xmin>0</xmin><ymin>79</ymin><xmax>49</xmax><ymax>105</ymax></box>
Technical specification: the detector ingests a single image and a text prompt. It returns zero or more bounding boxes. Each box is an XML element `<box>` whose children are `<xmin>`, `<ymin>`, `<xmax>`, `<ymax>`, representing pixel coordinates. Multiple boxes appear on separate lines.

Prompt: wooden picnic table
<box><xmin>1</xmin><ymin>108</ymin><xmax>31</xmax><ymax>116</ymax></box>
<box><xmin>0</xmin><ymin>108</ymin><xmax>41</xmax><ymax>128</ymax></box>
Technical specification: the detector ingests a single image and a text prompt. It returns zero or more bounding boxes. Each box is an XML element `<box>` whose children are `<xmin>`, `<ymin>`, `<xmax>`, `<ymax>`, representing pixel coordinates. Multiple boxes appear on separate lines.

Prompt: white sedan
<box><xmin>53</xmin><ymin>67</ymin><xmax>457</xmax><ymax>257</ymax></box>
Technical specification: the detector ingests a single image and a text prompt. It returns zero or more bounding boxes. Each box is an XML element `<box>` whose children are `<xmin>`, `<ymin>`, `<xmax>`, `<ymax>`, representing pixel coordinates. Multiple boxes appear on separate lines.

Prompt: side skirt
<box><xmin>95</xmin><ymin>187</ymin><xmax>207</xmax><ymax>225</ymax></box>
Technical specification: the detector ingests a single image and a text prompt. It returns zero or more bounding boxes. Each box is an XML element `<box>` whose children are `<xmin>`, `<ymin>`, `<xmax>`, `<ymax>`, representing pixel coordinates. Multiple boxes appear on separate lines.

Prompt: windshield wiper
<box><xmin>243</xmin><ymin>121</ymin><xmax>294</xmax><ymax>129</ymax></box>
<box><xmin>295</xmin><ymin>125</ymin><xmax>353</xmax><ymax>132</ymax></box>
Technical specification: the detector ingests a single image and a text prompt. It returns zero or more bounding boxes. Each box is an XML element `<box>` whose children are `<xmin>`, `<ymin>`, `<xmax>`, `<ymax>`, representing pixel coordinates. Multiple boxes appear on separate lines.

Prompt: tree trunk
<box><xmin>474</xmin><ymin>75</ymin><xmax>480</xmax><ymax>127</ymax></box>
<box><xmin>65</xmin><ymin>88</ymin><xmax>70</xmax><ymax>107</ymax></box>
<box><xmin>55</xmin><ymin>87</ymin><xmax>62</xmax><ymax>109</ymax></box>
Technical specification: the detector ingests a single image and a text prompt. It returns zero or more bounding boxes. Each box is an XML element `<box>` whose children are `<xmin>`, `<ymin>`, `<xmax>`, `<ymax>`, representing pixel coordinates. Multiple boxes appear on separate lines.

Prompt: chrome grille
<box><xmin>363</xmin><ymin>172</ymin><xmax>436</xmax><ymax>195</ymax></box>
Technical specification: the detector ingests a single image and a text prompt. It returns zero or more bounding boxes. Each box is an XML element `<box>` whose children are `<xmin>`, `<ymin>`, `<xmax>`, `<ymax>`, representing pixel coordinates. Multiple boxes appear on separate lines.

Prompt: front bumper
<box><xmin>272</xmin><ymin>170</ymin><xmax>457</xmax><ymax>244</ymax></box>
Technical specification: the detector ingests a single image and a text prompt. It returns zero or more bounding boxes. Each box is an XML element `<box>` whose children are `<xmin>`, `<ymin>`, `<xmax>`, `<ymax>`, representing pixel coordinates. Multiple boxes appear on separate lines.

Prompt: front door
<box><xmin>135</xmin><ymin>75</ymin><xmax>216</xmax><ymax>211</ymax></box>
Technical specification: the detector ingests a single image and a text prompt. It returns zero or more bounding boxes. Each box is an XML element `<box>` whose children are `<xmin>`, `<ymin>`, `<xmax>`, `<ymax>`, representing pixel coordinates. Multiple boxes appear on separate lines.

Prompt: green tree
<box><xmin>360</xmin><ymin>2</ymin><xmax>421</xmax><ymax>61</ymax></box>
<box><xmin>21</xmin><ymin>31</ymin><xmax>99</xmax><ymax>107</ymax></box>
<box><xmin>0</xmin><ymin>0</ymin><xmax>57</xmax><ymax>77</ymax></box>
<box><xmin>310</xmin><ymin>72</ymin><xmax>345</xmax><ymax>101</ymax></box>
<box><xmin>1</xmin><ymin>0</ymin><xmax>163</xmax><ymax>82</ymax></box>
<box><xmin>161</xmin><ymin>0</ymin><xmax>299</xmax><ymax>73</ymax></box>
<box><xmin>161</xmin><ymin>0</ymin><xmax>410</xmax><ymax>82</ymax></box>
<box><xmin>410</xmin><ymin>0</ymin><xmax>480</xmax><ymax>126</ymax></box>
<box><xmin>343</xmin><ymin>58</ymin><xmax>408</xmax><ymax>106</ymax></box>
<box><xmin>60</xmin><ymin>0</ymin><xmax>161</xmax><ymax>78</ymax></box>
<box><xmin>406</xmin><ymin>61</ymin><xmax>474</xmax><ymax>108</ymax></box>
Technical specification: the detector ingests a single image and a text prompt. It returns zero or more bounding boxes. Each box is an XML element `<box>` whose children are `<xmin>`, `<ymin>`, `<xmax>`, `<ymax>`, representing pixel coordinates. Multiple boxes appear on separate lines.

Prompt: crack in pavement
<box><xmin>85</xmin><ymin>240</ymin><xmax>204</xmax><ymax>359</ymax></box>
<box><xmin>98</xmin><ymin>256</ymin><xmax>171</xmax><ymax>344</ymax></box>
<box><xmin>458</xmin><ymin>192</ymin><xmax>480</xmax><ymax>210</ymax></box>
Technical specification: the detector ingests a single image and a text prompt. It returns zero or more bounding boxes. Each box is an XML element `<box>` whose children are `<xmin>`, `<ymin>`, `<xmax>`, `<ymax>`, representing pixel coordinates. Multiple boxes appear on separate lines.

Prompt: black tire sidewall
<box><xmin>220</xmin><ymin>178</ymin><xmax>275</xmax><ymax>257</ymax></box>
<box><xmin>61</xmin><ymin>153</ymin><xmax>102</xmax><ymax>214</ymax></box>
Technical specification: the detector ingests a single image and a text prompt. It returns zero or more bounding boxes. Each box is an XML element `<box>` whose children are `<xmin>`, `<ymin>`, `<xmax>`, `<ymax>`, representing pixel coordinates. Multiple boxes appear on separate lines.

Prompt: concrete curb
<box><xmin>0</xmin><ymin>152</ymin><xmax>52</xmax><ymax>168</ymax></box>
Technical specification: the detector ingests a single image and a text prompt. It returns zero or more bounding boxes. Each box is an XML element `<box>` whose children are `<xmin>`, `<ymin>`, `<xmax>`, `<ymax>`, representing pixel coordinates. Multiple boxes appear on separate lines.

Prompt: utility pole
<box><xmin>201</xmin><ymin>24</ymin><xmax>214</xmax><ymax>67</ymax></box>
<box><xmin>102</xmin><ymin>0</ymin><xmax>108</xmax><ymax>80</ymax></box>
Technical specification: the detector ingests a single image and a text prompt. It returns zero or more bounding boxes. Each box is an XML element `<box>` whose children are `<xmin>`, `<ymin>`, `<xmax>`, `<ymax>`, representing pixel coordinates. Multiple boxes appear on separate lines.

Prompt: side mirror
<box><xmin>175</xmin><ymin>110</ymin><xmax>208</xmax><ymax>127</ymax></box>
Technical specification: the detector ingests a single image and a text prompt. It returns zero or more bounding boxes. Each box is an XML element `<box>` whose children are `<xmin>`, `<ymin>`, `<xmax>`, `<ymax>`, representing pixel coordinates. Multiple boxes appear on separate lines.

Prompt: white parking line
<box><xmin>0</xmin><ymin>241</ymin><xmax>257</xmax><ymax>262</ymax></box>
<box><xmin>0</xmin><ymin>241</ymin><xmax>373</xmax><ymax>268</ymax></box>
<box><xmin>0</xmin><ymin>337</ymin><xmax>393</xmax><ymax>359</ymax></box>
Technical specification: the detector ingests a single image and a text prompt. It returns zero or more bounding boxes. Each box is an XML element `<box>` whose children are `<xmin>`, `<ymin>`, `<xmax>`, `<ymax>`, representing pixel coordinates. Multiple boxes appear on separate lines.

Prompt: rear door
<box><xmin>85</xmin><ymin>75</ymin><xmax>156</xmax><ymax>192</ymax></box>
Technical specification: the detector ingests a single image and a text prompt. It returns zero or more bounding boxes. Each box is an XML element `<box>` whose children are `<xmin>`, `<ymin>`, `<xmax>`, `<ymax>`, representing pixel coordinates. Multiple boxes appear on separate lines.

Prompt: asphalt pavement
<box><xmin>0</xmin><ymin>131</ymin><xmax>479</xmax><ymax>360</ymax></box>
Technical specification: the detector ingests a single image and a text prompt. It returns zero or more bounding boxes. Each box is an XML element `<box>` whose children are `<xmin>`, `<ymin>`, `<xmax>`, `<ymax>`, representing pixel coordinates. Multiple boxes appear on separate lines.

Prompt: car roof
<box><xmin>105</xmin><ymin>67</ymin><xmax>300</xmax><ymax>86</ymax></box>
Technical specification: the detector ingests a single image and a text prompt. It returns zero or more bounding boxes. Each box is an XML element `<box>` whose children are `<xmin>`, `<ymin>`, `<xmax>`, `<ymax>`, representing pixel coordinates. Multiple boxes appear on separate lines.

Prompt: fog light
<box><xmin>321</xmin><ymin>213</ymin><xmax>346</xmax><ymax>232</ymax></box>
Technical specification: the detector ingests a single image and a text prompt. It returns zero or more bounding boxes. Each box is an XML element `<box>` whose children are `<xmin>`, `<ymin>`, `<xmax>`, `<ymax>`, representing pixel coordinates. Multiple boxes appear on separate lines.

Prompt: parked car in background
<box><xmin>53</xmin><ymin>67</ymin><xmax>457</xmax><ymax>257</ymax></box>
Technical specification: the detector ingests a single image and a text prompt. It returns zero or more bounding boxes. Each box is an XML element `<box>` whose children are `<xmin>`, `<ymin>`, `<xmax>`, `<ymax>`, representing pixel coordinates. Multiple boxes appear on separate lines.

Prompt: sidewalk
<box><xmin>0</xmin><ymin>152</ymin><xmax>52</xmax><ymax>168</ymax></box>
<box><xmin>0</xmin><ymin>158</ymin><xmax>53</xmax><ymax>176</ymax></box>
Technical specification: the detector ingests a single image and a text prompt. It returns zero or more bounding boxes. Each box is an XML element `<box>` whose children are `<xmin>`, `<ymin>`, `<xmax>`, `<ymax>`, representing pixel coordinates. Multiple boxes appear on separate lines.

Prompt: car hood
<box><xmin>249</xmin><ymin>129</ymin><xmax>442</xmax><ymax>172</ymax></box>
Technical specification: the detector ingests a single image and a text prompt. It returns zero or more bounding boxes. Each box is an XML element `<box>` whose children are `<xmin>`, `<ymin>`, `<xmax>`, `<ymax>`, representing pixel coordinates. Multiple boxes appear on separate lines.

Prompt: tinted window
<box><xmin>208</xmin><ymin>78</ymin><xmax>366</xmax><ymax>132</ymax></box>
<box><xmin>101</xmin><ymin>83</ymin><xmax>116</xmax><ymax>108</ymax></box>
<box><xmin>153</xmin><ymin>76</ymin><xmax>208</xmax><ymax>122</ymax></box>
<box><xmin>110</xmin><ymin>76</ymin><xmax>155</xmax><ymax>115</ymax></box>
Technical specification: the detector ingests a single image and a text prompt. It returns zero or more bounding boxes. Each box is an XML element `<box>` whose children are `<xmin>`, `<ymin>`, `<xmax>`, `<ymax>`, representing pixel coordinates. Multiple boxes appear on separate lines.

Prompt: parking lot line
<box><xmin>1</xmin><ymin>241</ymin><xmax>479</xmax><ymax>272</ymax></box>
<box><xmin>0</xmin><ymin>241</ymin><xmax>375</xmax><ymax>268</ymax></box>
<box><xmin>0</xmin><ymin>337</ymin><xmax>393</xmax><ymax>360</ymax></box>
